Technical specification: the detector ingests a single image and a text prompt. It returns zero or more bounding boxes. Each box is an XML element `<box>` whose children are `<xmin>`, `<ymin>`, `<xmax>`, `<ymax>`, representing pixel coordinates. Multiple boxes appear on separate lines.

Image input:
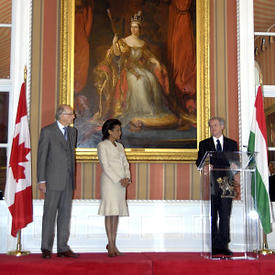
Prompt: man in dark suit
<box><xmin>37</xmin><ymin>104</ymin><xmax>79</xmax><ymax>259</ymax></box>
<box><xmin>196</xmin><ymin>117</ymin><xmax>238</xmax><ymax>256</ymax></box>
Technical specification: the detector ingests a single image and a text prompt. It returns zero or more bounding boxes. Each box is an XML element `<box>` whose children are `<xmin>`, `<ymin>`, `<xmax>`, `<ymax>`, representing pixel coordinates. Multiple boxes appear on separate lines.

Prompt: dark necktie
<box><xmin>63</xmin><ymin>127</ymin><xmax>68</xmax><ymax>141</ymax></box>
<box><xmin>216</xmin><ymin>139</ymin><xmax>222</xmax><ymax>152</ymax></box>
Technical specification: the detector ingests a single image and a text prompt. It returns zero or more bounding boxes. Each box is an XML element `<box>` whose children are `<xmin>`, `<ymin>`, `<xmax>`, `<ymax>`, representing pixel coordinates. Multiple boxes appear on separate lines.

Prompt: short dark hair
<box><xmin>102</xmin><ymin>119</ymin><xmax>121</xmax><ymax>140</ymax></box>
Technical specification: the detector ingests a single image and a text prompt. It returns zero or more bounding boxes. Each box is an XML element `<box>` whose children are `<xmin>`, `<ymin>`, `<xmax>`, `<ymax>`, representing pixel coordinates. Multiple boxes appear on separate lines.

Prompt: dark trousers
<box><xmin>211</xmin><ymin>193</ymin><xmax>232</xmax><ymax>250</ymax></box>
<box><xmin>41</xmin><ymin>182</ymin><xmax>73</xmax><ymax>252</ymax></box>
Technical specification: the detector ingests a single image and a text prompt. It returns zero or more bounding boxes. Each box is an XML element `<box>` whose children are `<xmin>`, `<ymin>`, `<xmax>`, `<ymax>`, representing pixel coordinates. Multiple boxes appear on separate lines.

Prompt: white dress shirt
<box><xmin>213</xmin><ymin>135</ymin><xmax>224</xmax><ymax>151</ymax></box>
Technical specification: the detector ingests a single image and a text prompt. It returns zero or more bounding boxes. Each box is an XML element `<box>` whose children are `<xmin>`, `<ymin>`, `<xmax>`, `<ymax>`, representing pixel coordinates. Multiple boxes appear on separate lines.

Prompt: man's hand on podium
<box><xmin>203</xmin><ymin>164</ymin><xmax>213</xmax><ymax>175</ymax></box>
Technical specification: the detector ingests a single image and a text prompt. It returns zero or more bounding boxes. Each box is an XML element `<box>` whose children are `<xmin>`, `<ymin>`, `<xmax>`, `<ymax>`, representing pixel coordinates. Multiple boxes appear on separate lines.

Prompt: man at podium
<box><xmin>196</xmin><ymin>117</ymin><xmax>238</xmax><ymax>256</ymax></box>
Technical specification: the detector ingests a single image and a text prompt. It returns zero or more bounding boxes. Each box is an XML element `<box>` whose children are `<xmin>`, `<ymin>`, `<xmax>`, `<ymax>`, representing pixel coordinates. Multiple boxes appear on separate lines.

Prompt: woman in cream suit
<box><xmin>97</xmin><ymin>119</ymin><xmax>131</xmax><ymax>257</ymax></box>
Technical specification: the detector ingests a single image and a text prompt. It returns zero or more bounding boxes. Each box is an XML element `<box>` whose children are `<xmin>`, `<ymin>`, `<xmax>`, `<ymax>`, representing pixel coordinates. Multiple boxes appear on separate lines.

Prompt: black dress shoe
<box><xmin>57</xmin><ymin>249</ymin><xmax>79</xmax><ymax>258</ymax></box>
<box><xmin>222</xmin><ymin>248</ymin><xmax>233</xmax><ymax>256</ymax></box>
<box><xmin>212</xmin><ymin>248</ymin><xmax>222</xmax><ymax>255</ymax></box>
<box><xmin>41</xmin><ymin>250</ymin><xmax>51</xmax><ymax>259</ymax></box>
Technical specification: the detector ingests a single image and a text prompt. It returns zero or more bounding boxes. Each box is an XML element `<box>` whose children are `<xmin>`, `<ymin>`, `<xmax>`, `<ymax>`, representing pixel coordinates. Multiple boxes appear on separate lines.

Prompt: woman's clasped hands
<box><xmin>120</xmin><ymin>178</ymin><xmax>130</xmax><ymax>187</ymax></box>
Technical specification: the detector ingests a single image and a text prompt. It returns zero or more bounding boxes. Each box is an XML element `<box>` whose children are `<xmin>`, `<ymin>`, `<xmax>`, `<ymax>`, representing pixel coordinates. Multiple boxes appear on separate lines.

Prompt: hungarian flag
<box><xmin>248</xmin><ymin>85</ymin><xmax>272</xmax><ymax>234</ymax></box>
<box><xmin>5</xmin><ymin>83</ymin><xmax>33</xmax><ymax>237</ymax></box>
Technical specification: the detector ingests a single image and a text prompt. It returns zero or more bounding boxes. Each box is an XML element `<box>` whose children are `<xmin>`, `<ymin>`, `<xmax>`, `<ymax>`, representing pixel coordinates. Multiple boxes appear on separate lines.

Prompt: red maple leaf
<box><xmin>9</xmin><ymin>134</ymin><xmax>31</xmax><ymax>183</ymax></box>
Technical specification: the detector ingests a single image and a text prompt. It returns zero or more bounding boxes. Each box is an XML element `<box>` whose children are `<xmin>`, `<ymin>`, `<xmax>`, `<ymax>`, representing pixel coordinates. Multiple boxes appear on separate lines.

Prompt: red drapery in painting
<box><xmin>167</xmin><ymin>0</ymin><xmax>196</xmax><ymax>115</ymax></box>
<box><xmin>74</xmin><ymin>1</ymin><xmax>94</xmax><ymax>94</ymax></box>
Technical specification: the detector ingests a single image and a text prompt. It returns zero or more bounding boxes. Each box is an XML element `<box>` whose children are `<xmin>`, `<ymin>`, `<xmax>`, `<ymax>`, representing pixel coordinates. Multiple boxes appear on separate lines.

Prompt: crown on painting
<box><xmin>131</xmin><ymin>11</ymin><xmax>143</xmax><ymax>26</ymax></box>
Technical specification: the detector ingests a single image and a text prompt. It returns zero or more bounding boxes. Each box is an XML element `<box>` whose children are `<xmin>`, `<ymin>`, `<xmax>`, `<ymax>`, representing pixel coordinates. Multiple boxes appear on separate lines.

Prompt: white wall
<box><xmin>0</xmin><ymin>200</ymin><xmax>267</xmax><ymax>254</ymax></box>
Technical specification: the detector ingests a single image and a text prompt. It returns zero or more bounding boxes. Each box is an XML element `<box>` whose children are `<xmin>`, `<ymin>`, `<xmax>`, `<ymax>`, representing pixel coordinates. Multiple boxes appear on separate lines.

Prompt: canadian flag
<box><xmin>5</xmin><ymin>83</ymin><xmax>33</xmax><ymax>237</ymax></box>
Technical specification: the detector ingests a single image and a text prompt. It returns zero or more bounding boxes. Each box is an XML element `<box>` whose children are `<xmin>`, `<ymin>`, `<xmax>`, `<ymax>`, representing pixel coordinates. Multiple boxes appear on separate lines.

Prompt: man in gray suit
<box><xmin>37</xmin><ymin>104</ymin><xmax>79</xmax><ymax>259</ymax></box>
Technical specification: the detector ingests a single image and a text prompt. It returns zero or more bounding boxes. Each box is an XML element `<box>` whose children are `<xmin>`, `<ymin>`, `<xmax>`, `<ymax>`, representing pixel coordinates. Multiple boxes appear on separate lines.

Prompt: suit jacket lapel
<box><xmin>209</xmin><ymin>138</ymin><xmax>216</xmax><ymax>151</ymax></box>
<box><xmin>53</xmin><ymin>122</ymin><xmax>68</xmax><ymax>147</ymax></box>
<box><xmin>223</xmin><ymin>137</ymin><xmax>229</xmax><ymax>151</ymax></box>
<box><xmin>68</xmin><ymin>127</ymin><xmax>74</xmax><ymax>142</ymax></box>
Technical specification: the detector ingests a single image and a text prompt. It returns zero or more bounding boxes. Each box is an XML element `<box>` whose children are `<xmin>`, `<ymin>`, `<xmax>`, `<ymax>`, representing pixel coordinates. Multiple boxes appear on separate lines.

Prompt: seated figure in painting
<box><xmin>93</xmin><ymin>11</ymin><xmax>181</xmax><ymax>132</ymax></box>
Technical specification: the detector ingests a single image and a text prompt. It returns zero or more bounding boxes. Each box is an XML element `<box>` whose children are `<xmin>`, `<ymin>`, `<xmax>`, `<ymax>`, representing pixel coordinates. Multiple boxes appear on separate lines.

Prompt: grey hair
<box><xmin>208</xmin><ymin>117</ymin><xmax>225</xmax><ymax>127</ymax></box>
<box><xmin>55</xmin><ymin>104</ymin><xmax>71</xmax><ymax>120</ymax></box>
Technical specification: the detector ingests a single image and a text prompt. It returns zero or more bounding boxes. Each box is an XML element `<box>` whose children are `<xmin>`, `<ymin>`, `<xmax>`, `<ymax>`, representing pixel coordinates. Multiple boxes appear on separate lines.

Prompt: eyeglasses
<box><xmin>63</xmin><ymin>112</ymin><xmax>75</xmax><ymax>116</ymax></box>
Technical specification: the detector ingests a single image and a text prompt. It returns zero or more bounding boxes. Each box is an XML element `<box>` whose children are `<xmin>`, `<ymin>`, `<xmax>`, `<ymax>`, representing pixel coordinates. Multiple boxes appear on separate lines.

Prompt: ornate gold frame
<box><xmin>59</xmin><ymin>0</ymin><xmax>210</xmax><ymax>162</ymax></box>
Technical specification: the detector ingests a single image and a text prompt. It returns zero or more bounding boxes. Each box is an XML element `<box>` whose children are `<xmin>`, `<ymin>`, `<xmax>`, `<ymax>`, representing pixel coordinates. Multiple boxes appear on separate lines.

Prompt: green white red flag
<box><xmin>5</xmin><ymin>83</ymin><xmax>33</xmax><ymax>237</ymax></box>
<box><xmin>248</xmin><ymin>85</ymin><xmax>272</xmax><ymax>234</ymax></box>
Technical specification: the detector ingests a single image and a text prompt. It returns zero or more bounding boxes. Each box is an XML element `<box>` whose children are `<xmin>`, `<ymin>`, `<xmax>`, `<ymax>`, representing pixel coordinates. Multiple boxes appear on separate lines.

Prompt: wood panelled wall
<box><xmin>30</xmin><ymin>0</ymin><xmax>239</xmax><ymax>200</ymax></box>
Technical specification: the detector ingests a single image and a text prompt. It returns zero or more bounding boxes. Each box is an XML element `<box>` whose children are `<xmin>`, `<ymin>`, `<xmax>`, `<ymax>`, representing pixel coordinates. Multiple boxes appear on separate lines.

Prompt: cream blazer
<box><xmin>97</xmin><ymin>139</ymin><xmax>130</xmax><ymax>184</ymax></box>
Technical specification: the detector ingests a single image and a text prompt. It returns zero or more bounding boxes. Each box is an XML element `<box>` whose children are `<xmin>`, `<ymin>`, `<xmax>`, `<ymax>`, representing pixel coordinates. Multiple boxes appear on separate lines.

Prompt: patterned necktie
<box><xmin>63</xmin><ymin>127</ymin><xmax>68</xmax><ymax>141</ymax></box>
<box><xmin>216</xmin><ymin>139</ymin><xmax>222</xmax><ymax>151</ymax></box>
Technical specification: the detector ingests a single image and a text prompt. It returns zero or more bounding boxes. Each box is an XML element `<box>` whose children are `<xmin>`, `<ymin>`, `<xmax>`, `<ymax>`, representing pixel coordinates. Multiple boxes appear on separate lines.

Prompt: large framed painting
<box><xmin>59</xmin><ymin>0</ymin><xmax>210</xmax><ymax>162</ymax></box>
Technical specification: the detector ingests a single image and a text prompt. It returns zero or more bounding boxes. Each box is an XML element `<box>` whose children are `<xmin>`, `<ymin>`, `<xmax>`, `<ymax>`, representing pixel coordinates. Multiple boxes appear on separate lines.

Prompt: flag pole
<box><xmin>258</xmin><ymin>233</ymin><xmax>274</xmax><ymax>255</ymax></box>
<box><xmin>7</xmin><ymin>230</ymin><xmax>30</xmax><ymax>256</ymax></box>
<box><xmin>254</xmin><ymin>82</ymin><xmax>274</xmax><ymax>255</ymax></box>
<box><xmin>7</xmin><ymin>66</ymin><xmax>30</xmax><ymax>257</ymax></box>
